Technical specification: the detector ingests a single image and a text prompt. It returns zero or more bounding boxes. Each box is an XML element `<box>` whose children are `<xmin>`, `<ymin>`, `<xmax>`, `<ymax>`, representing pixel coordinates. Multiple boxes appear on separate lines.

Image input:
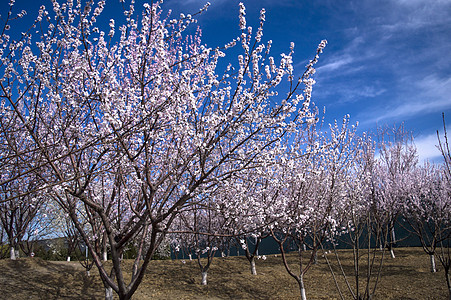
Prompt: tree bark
<box><xmin>430</xmin><ymin>254</ymin><xmax>437</xmax><ymax>273</ymax></box>
<box><xmin>298</xmin><ymin>275</ymin><xmax>307</xmax><ymax>300</ymax></box>
<box><xmin>201</xmin><ymin>271</ymin><xmax>208</xmax><ymax>285</ymax></box>
<box><xmin>390</xmin><ymin>248</ymin><xmax>395</xmax><ymax>259</ymax></box>
<box><xmin>10</xmin><ymin>247</ymin><xmax>16</xmax><ymax>260</ymax></box>
<box><xmin>103</xmin><ymin>251</ymin><xmax>108</xmax><ymax>262</ymax></box>
<box><xmin>105</xmin><ymin>286</ymin><xmax>113</xmax><ymax>300</ymax></box>
<box><xmin>250</xmin><ymin>257</ymin><xmax>257</xmax><ymax>275</ymax></box>
<box><xmin>391</xmin><ymin>227</ymin><xmax>396</xmax><ymax>244</ymax></box>
<box><xmin>445</xmin><ymin>269</ymin><xmax>451</xmax><ymax>300</ymax></box>
<box><xmin>67</xmin><ymin>256</ymin><xmax>71</xmax><ymax>262</ymax></box>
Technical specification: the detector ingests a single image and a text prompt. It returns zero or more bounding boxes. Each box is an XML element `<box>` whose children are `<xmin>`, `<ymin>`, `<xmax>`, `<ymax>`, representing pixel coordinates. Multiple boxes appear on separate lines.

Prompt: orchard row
<box><xmin>0</xmin><ymin>1</ymin><xmax>449</xmax><ymax>299</ymax></box>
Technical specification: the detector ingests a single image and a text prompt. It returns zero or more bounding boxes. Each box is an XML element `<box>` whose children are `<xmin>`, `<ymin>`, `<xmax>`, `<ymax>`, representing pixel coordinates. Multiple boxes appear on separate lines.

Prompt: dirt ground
<box><xmin>0</xmin><ymin>247</ymin><xmax>447</xmax><ymax>299</ymax></box>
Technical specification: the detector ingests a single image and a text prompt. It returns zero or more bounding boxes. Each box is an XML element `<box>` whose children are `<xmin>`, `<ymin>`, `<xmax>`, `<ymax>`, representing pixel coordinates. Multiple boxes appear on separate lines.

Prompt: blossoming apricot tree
<box><xmin>0</xmin><ymin>0</ymin><xmax>326</xmax><ymax>299</ymax></box>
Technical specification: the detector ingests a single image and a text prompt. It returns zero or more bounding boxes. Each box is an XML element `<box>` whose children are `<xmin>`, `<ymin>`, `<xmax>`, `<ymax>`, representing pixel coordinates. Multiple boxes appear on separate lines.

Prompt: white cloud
<box><xmin>316</xmin><ymin>56</ymin><xmax>354</xmax><ymax>73</ymax></box>
<box><xmin>392</xmin><ymin>0</ymin><xmax>450</xmax><ymax>7</ymax></box>
<box><xmin>415</xmin><ymin>132</ymin><xmax>443</xmax><ymax>163</ymax></box>
<box><xmin>359</xmin><ymin>75</ymin><xmax>451</xmax><ymax>125</ymax></box>
<box><xmin>418</xmin><ymin>75</ymin><xmax>451</xmax><ymax>98</ymax></box>
<box><xmin>387</xmin><ymin>0</ymin><xmax>451</xmax><ymax>23</ymax></box>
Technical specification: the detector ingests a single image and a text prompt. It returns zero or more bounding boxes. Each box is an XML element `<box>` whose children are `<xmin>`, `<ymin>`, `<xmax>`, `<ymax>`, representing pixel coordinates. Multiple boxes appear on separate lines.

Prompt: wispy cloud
<box><xmin>415</xmin><ymin>131</ymin><xmax>445</xmax><ymax>163</ymax></box>
<box><xmin>316</xmin><ymin>56</ymin><xmax>354</xmax><ymax>73</ymax></box>
<box><xmin>359</xmin><ymin>75</ymin><xmax>451</xmax><ymax>126</ymax></box>
<box><xmin>379</xmin><ymin>0</ymin><xmax>451</xmax><ymax>31</ymax></box>
<box><xmin>308</xmin><ymin>0</ymin><xmax>451</xmax><ymax>132</ymax></box>
<box><xmin>314</xmin><ymin>83</ymin><xmax>387</xmax><ymax>106</ymax></box>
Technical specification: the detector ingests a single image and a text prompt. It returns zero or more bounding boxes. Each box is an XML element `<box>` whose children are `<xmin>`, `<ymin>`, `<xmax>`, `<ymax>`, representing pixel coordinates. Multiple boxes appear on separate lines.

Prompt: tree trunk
<box><xmin>445</xmin><ymin>269</ymin><xmax>451</xmax><ymax>300</ymax></box>
<box><xmin>430</xmin><ymin>254</ymin><xmax>437</xmax><ymax>273</ymax></box>
<box><xmin>250</xmin><ymin>257</ymin><xmax>257</xmax><ymax>275</ymax></box>
<box><xmin>103</xmin><ymin>251</ymin><xmax>108</xmax><ymax>261</ymax></box>
<box><xmin>255</xmin><ymin>236</ymin><xmax>259</xmax><ymax>256</ymax></box>
<box><xmin>10</xmin><ymin>247</ymin><xmax>16</xmax><ymax>260</ymax></box>
<box><xmin>105</xmin><ymin>286</ymin><xmax>113</xmax><ymax>300</ymax></box>
<box><xmin>390</xmin><ymin>248</ymin><xmax>395</xmax><ymax>259</ymax></box>
<box><xmin>391</xmin><ymin>227</ymin><xmax>396</xmax><ymax>243</ymax></box>
<box><xmin>298</xmin><ymin>275</ymin><xmax>307</xmax><ymax>300</ymax></box>
<box><xmin>390</xmin><ymin>228</ymin><xmax>396</xmax><ymax>258</ymax></box>
<box><xmin>67</xmin><ymin>256</ymin><xmax>71</xmax><ymax>262</ymax></box>
<box><xmin>201</xmin><ymin>271</ymin><xmax>208</xmax><ymax>285</ymax></box>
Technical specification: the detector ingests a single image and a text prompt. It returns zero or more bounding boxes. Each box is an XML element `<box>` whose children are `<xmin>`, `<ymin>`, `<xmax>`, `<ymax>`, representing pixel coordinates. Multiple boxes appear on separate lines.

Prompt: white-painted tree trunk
<box><xmin>67</xmin><ymin>256</ymin><xmax>71</xmax><ymax>262</ymax></box>
<box><xmin>201</xmin><ymin>271</ymin><xmax>208</xmax><ymax>285</ymax></box>
<box><xmin>188</xmin><ymin>254</ymin><xmax>192</xmax><ymax>261</ymax></box>
<box><xmin>430</xmin><ymin>254</ymin><xmax>437</xmax><ymax>273</ymax></box>
<box><xmin>103</xmin><ymin>251</ymin><xmax>108</xmax><ymax>261</ymax></box>
<box><xmin>301</xmin><ymin>287</ymin><xmax>307</xmax><ymax>300</ymax></box>
<box><xmin>250</xmin><ymin>257</ymin><xmax>257</xmax><ymax>275</ymax></box>
<box><xmin>105</xmin><ymin>286</ymin><xmax>113</xmax><ymax>300</ymax></box>
<box><xmin>390</xmin><ymin>228</ymin><xmax>396</xmax><ymax>258</ymax></box>
<box><xmin>391</xmin><ymin>228</ymin><xmax>396</xmax><ymax>244</ymax></box>
<box><xmin>298</xmin><ymin>275</ymin><xmax>307</xmax><ymax>300</ymax></box>
<box><xmin>10</xmin><ymin>247</ymin><xmax>16</xmax><ymax>260</ymax></box>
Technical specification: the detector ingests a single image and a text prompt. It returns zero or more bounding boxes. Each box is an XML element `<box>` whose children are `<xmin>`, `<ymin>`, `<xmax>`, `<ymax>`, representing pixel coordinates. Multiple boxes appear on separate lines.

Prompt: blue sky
<box><xmin>2</xmin><ymin>0</ymin><xmax>450</xmax><ymax>161</ymax></box>
<box><xmin>164</xmin><ymin>0</ymin><xmax>451</xmax><ymax>162</ymax></box>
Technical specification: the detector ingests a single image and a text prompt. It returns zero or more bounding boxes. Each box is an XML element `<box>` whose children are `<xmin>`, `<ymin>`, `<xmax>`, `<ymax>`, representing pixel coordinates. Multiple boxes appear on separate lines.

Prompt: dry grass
<box><xmin>0</xmin><ymin>247</ymin><xmax>447</xmax><ymax>299</ymax></box>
